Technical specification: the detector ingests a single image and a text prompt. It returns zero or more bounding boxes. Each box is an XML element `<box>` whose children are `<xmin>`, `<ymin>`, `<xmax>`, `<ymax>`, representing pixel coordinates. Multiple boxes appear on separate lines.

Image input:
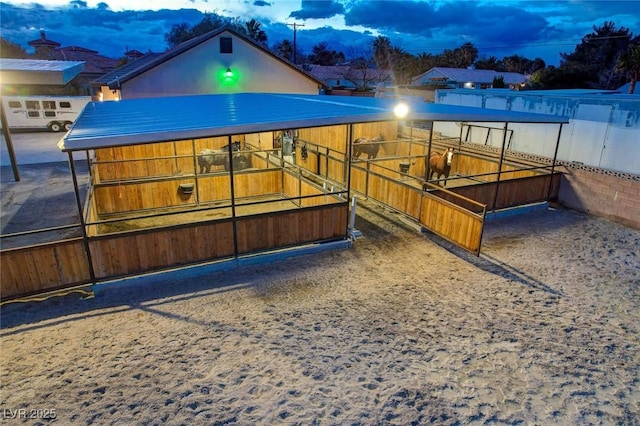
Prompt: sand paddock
<box><xmin>1</xmin><ymin>200</ymin><xmax>638</xmax><ymax>425</ymax></box>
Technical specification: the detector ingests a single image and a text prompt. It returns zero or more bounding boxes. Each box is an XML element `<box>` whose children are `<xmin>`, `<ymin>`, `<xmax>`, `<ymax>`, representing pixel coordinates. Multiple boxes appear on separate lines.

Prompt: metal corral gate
<box><xmin>350</xmin><ymin>162</ymin><xmax>486</xmax><ymax>255</ymax></box>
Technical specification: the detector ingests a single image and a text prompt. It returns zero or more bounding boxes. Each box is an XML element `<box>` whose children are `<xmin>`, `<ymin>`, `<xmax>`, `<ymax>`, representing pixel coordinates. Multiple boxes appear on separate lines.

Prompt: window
<box><xmin>220</xmin><ymin>37</ymin><xmax>232</xmax><ymax>54</ymax></box>
<box><xmin>26</xmin><ymin>101</ymin><xmax>40</xmax><ymax>109</ymax></box>
<box><xmin>8</xmin><ymin>101</ymin><xmax>21</xmax><ymax>108</ymax></box>
<box><xmin>44</xmin><ymin>111</ymin><xmax>56</xmax><ymax>117</ymax></box>
<box><xmin>27</xmin><ymin>111</ymin><xmax>40</xmax><ymax>118</ymax></box>
<box><xmin>42</xmin><ymin>101</ymin><xmax>56</xmax><ymax>110</ymax></box>
<box><xmin>59</xmin><ymin>102</ymin><xmax>71</xmax><ymax>108</ymax></box>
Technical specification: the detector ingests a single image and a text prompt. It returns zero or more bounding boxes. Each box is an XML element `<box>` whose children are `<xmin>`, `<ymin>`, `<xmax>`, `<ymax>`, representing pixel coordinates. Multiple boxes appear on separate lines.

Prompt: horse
<box><xmin>426</xmin><ymin>147</ymin><xmax>455</xmax><ymax>186</ymax></box>
<box><xmin>352</xmin><ymin>134</ymin><xmax>384</xmax><ymax>160</ymax></box>
<box><xmin>197</xmin><ymin>141</ymin><xmax>241</xmax><ymax>173</ymax></box>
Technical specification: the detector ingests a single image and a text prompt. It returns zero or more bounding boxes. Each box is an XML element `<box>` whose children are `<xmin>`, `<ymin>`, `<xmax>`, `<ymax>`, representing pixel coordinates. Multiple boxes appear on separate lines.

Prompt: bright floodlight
<box><xmin>394</xmin><ymin>102</ymin><xmax>409</xmax><ymax>118</ymax></box>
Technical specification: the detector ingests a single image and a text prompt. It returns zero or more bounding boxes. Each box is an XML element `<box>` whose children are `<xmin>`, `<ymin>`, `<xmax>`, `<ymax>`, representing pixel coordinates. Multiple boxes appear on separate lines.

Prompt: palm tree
<box><xmin>617</xmin><ymin>44</ymin><xmax>640</xmax><ymax>94</ymax></box>
<box><xmin>245</xmin><ymin>19</ymin><xmax>267</xmax><ymax>45</ymax></box>
<box><xmin>373</xmin><ymin>36</ymin><xmax>392</xmax><ymax>69</ymax></box>
<box><xmin>274</xmin><ymin>39</ymin><xmax>294</xmax><ymax>62</ymax></box>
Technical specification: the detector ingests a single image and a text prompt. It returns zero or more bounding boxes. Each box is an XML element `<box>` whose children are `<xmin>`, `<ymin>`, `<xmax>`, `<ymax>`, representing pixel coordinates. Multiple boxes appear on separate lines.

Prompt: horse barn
<box><xmin>1</xmin><ymin>93</ymin><xmax>569</xmax><ymax>300</ymax></box>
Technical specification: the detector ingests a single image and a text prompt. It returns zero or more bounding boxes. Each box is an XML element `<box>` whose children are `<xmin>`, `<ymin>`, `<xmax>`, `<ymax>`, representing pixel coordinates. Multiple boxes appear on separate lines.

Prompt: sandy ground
<box><xmin>1</xmin><ymin>199</ymin><xmax>639</xmax><ymax>425</ymax></box>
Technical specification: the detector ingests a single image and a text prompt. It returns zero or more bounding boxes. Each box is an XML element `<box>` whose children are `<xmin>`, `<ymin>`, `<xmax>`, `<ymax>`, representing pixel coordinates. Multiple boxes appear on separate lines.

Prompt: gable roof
<box><xmin>412</xmin><ymin>67</ymin><xmax>527</xmax><ymax>85</ymax></box>
<box><xmin>92</xmin><ymin>27</ymin><xmax>324</xmax><ymax>88</ymax></box>
<box><xmin>60</xmin><ymin>92</ymin><xmax>568</xmax><ymax>152</ymax></box>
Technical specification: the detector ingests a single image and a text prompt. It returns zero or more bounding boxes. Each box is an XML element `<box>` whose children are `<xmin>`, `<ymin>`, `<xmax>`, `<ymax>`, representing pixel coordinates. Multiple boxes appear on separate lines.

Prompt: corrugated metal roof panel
<box><xmin>60</xmin><ymin>93</ymin><xmax>568</xmax><ymax>151</ymax></box>
<box><xmin>0</xmin><ymin>59</ymin><xmax>85</xmax><ymax>85</ymax></box>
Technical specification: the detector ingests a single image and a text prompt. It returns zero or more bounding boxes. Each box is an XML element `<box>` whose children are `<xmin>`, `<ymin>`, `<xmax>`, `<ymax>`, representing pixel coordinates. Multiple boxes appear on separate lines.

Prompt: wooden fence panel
<box><xmin>448</xmin><ymin>173</ymin><xmax>560</xmax><ymax>210</ymax></box>
<box><xmin>1</xmin><ymin>239</ymin><xmax>91</xmax><ymax>298</ymax></box>
<box><xmin>235</xmin><ymin>204</ymin><xmax>348</xmax><ymax>254</ymax></box>
<box><xmin>419</xmin><ymin>194</ymin><xmax>484</xmax><ymax>255</ymax></box>
<box><xmin>89</xmin><ymin>221</ymin><xmax>235</xmax><ymax>279</ymax></box>
<box><xmin>93</xmin><ymin>178</ymin><xmax>198</xmax><ymax>215</ymax></box>
<box><xmin>198</xmin><ymin>174</ymin><xmax>231</xmax><ymax>203</ymax></box>
<box><xmin>233</xmin><ymin>169</ymin><xmax>281</xmax><ymax>198</ymax></box>
<box><xmin>298</xmin><ymin>125</ymin><xmax>348</xmax><ymax>154</ymax></box>
<box><xmin>367</xmin><ymin>171</ymin><xmax>422</xmax><ymax>220</ymax></box>
<box><xmin>95</xmin><ymin>141</ymin><xmax>194</xmax><ymax>182</ymax></box>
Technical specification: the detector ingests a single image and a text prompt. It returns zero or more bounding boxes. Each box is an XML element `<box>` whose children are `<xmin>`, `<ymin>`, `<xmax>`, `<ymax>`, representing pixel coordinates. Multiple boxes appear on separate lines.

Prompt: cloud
<box><xmin>289</xmin><ymin>0</ymin><xmax>345</xmax><ymax>20</ymax></box>
<box><xmin>0</xmin><ymin>0</ymin><xmax>637</xmax><ymax>67</ymax></box>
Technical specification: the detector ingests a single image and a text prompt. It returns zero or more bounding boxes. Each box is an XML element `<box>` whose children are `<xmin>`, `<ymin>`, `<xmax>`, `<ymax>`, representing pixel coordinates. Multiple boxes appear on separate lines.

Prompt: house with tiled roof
<box><xmin>411</xmin><ymin>67</ymin><xmax>528</xmax><ymax>90</ymax></box>
<box><xmin>92</xmin><ymin>27</ymin><xmax>325</xmax><ymax>100</ymax></box>
<box><xmin>26</xmin><ymin>31</ymin><xmax>120</xmax><ymax>96</ymax></box>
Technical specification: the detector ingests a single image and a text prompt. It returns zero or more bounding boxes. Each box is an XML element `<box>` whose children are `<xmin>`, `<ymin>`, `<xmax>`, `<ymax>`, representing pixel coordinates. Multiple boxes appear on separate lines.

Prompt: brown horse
<box><xmin>352</xmin><ymin>134</ymin><xmax>384</xmax><ymax>160</ymax></box>
<box><xmin>426</xmin><ymin>147</ymin><xmax>455</xmax><ymax>186</ymax></box>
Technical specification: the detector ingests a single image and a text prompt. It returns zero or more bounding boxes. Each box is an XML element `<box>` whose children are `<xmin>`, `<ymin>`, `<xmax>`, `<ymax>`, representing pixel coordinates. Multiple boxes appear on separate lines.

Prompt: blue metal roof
<box><xmin>60</xmin><ymin>93</ymin><xmax>568</xmax><ymax>151</ymax></box>
<box><xmin>0</xmin><ymin>58</ymin><xmax>85</xmax><ymax>85</ymax></box>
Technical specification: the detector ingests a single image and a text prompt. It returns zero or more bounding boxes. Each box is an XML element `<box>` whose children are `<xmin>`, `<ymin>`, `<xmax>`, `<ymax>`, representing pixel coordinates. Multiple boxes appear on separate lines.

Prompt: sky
<box><xmin>1</xmin><ymin>0</ymin><xmax>638</xmax><ymax>67</ymax></box>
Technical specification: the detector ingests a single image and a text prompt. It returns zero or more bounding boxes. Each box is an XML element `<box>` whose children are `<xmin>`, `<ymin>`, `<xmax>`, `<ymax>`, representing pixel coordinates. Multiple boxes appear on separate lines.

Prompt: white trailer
<box><xmin>1</xmin><ymin>96</ymin><xmax>91</xmax><ymax>132</ymax></box>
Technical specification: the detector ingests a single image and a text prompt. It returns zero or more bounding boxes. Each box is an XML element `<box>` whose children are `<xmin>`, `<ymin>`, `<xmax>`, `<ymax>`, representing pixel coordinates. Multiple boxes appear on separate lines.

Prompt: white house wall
<box><xmin>434</xmin><ymin>90</ymin><xmax>640</xmax><ymax>175</ymax></box>
<box><xmin>122</xmin><ymin>34</ymin><xmax>319</xmax><ymax>99</ymax></box>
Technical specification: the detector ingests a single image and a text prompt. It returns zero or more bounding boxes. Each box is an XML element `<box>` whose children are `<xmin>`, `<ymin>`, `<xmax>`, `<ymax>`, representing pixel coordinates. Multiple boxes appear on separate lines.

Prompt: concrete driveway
<box><xmin>1</xmin><ymin>130</ymin><xmax>87</xmax><ymax>245</ymax></box>
<box><xmin>1</xmin><ymin>130</ymin><xmax>69</xmax><ymax>167</ymax></box>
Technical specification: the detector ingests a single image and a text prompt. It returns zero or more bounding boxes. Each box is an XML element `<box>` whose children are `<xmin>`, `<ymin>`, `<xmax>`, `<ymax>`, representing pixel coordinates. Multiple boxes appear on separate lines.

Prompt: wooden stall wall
<box><xmin>94</xmin><ymin>140</ymin><xmax>195</xmax><ymax>182</ymax></box>
<box><xmin>297</xmin><ymin>125</ymin><xmax>348</xmax><ymax>184</ymax></box>
<box><xmin>93</xmin><ymin>178</ymin><xmax>198</xmax><ymax>215</ymax></box>
<box><xmin>352</xmin><ymin>122</ymin><xmax>398</xmax><ymax>156</ymax></box>
<box><xmin>282</xmin><ymin>170</ymin><xmax>343</xmax><ymax>207</ymax></box>
<box><xmin>89</xmin><ymin>220</ymin><xmax>235</xmax><ymax>279</ymax></box>
<box><xmin>1</xmin><ymin>239</ymin><xmax>92</xmax><ymax>298</ymax></box>
<box><xmin>443</xmin><ymin>172</ymin><xmax>561</xmax><ymax>210</ymax></box>
<box><xmin>359</xmin><ymin>163</ymin><xmax>423</xmax><ymax>219</ymax></box>
<box><xmin>235</xmin><ymin>204</ymin><xmax>349</xmax><ymax>254</ymax></box>
<box><xmin>419</xmin><ymin>192</ymin><xmax>485</xmax><ymax>255</ymax></box>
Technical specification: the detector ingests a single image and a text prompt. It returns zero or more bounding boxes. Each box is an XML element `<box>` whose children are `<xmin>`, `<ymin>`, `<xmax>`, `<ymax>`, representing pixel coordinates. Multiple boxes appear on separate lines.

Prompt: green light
<box><xmin>218</xmin><ymin>67</ymin><xmax>239</xmax><ymax>87</ymax></box>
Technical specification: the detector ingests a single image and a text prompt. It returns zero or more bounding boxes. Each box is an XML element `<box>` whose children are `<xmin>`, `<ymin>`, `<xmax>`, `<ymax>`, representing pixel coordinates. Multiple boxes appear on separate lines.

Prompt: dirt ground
<box><xmin>1</xmin><ymin>195</ymin><xmax>638</xmax><ymax>425</ymax></box>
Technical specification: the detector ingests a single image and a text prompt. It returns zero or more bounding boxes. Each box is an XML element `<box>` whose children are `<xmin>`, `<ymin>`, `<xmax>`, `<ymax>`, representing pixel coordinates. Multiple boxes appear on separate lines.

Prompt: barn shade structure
<box><xmin>2</xmin><ymin>93</ymin><xmax>568</xmax><ymax>300</ymax></box>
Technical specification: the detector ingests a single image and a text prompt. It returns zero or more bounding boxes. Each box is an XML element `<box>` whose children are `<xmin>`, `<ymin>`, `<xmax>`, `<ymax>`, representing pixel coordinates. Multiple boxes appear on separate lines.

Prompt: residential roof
<box><xmin>91</xmin><ymin>27</ymin><xmax>324</xmax><ymax>88</ymax></box>
<box><xmin>55</xmin><ymin>46</ymin><xmax>119</xmax><ymax>75</ymax></box>
<box><xmin>60</xmin><ymin>92</ymin><xmax>568</xmax><ymax>152</ymax></box>
<box><xmin>413</xmin><ymin>67</ymin><xmax>527</xmax><ymax>85</ymax></box>
<box><xmin>306</xmin><ymin>65</ymin><xmax>392</xmax><ymax>83</ymax></box>
<box><xmin>93</xmin><ymin>53</ymin><xmax>163</xmax><ymax>88</ymax></box>
<box><xmin>0</xmin><ymin>58</ymin><xmax>85</xmax><ymax>85</ymax></box>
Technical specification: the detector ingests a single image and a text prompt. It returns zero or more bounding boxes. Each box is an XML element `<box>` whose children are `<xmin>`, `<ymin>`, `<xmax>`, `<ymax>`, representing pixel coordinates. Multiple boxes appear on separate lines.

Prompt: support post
<box><xmin>491</xmin><ymin>122</ymin><xmax>509</xmax><ymax>212</ymax></box>
<box><xmin>69</xmin><ymin>151</ymin><xmax>96</xmax><ymax>284</ymax></box>
<box><xmin>0</xmin><ymin>97</ymin><xmax>20</xmax><ymax>181</ymax></box>
<box><xmin>547</xmin><ymin>123</ymin><xmax>564</xmax><ymax>200</ymax></box>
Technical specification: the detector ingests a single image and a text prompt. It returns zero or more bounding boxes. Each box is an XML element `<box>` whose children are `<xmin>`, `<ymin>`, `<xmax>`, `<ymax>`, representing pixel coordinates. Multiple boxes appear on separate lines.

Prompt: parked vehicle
<box><xmin>1</xmin><ymin>96</ymin><xmax>91</xmax><ymax>132</ymax></box>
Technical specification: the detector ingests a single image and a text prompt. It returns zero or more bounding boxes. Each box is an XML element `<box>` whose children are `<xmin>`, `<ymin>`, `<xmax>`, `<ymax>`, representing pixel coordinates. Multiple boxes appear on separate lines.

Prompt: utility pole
<box><xmin>286</xmin><ymin>22</ymin><xmax>305</xmax><ymax>64</ymax></box>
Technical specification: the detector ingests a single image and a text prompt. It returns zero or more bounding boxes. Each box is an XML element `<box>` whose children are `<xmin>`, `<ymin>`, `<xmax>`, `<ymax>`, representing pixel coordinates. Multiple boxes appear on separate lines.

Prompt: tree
<box><xmin>308</xmin><ymin>42</ymin><xmax>345</xmax><ymax>66</ymax></box>
<box><xmin>164</xmin><ymin>14</ymin><xmax>266</xmax><ymax>48</ymax></box>
<box><xmin>492</xmin><ymin>76</ymin><xmax>505</xmax><ymax>88</ymax></box>
<box><xmin>164</xmin><ymin>22</ymin><xmax>194</xmax><ymax>47</ymax></box>
<box><xmin>502</xmin><ymin>55</ymin><xmax>534</xmax><ymax>74</ymax></box>
<box><xmin>273</xmin><ymin>39</ymin><xmax>294</xmax><ymax>62</ymax></box>
<box><xmin>0</xmin><ymin>37</ymin><xmax>28</xmax><ymax>58</ymax></box>
<box><xmin>373</xmin><ymin>36</ymin><xmax>392</xmax><ymax>69</ymax></box>
<box><xmin>245</xmin><ymin>19</ymin><xmax>267</xmax><ymax>45</ymax></box>
<box><xmin>560</xmin><ymin>21</ymin><xmax>633</xmax><ymax>89</ymax></box>
<box><xmin>439</xmin><ymin>42</ymin><xmax>478</xmax><ymax>68</ymax></box>
<box><xmin>474</xmin><ymin>56</ymin><xmax>500</xmax><ymax>70</ymax></box>
<box><xmin>617</xmin><ymin>43</ymin><xmax>640</xmax><ymax>94</ymax></box>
